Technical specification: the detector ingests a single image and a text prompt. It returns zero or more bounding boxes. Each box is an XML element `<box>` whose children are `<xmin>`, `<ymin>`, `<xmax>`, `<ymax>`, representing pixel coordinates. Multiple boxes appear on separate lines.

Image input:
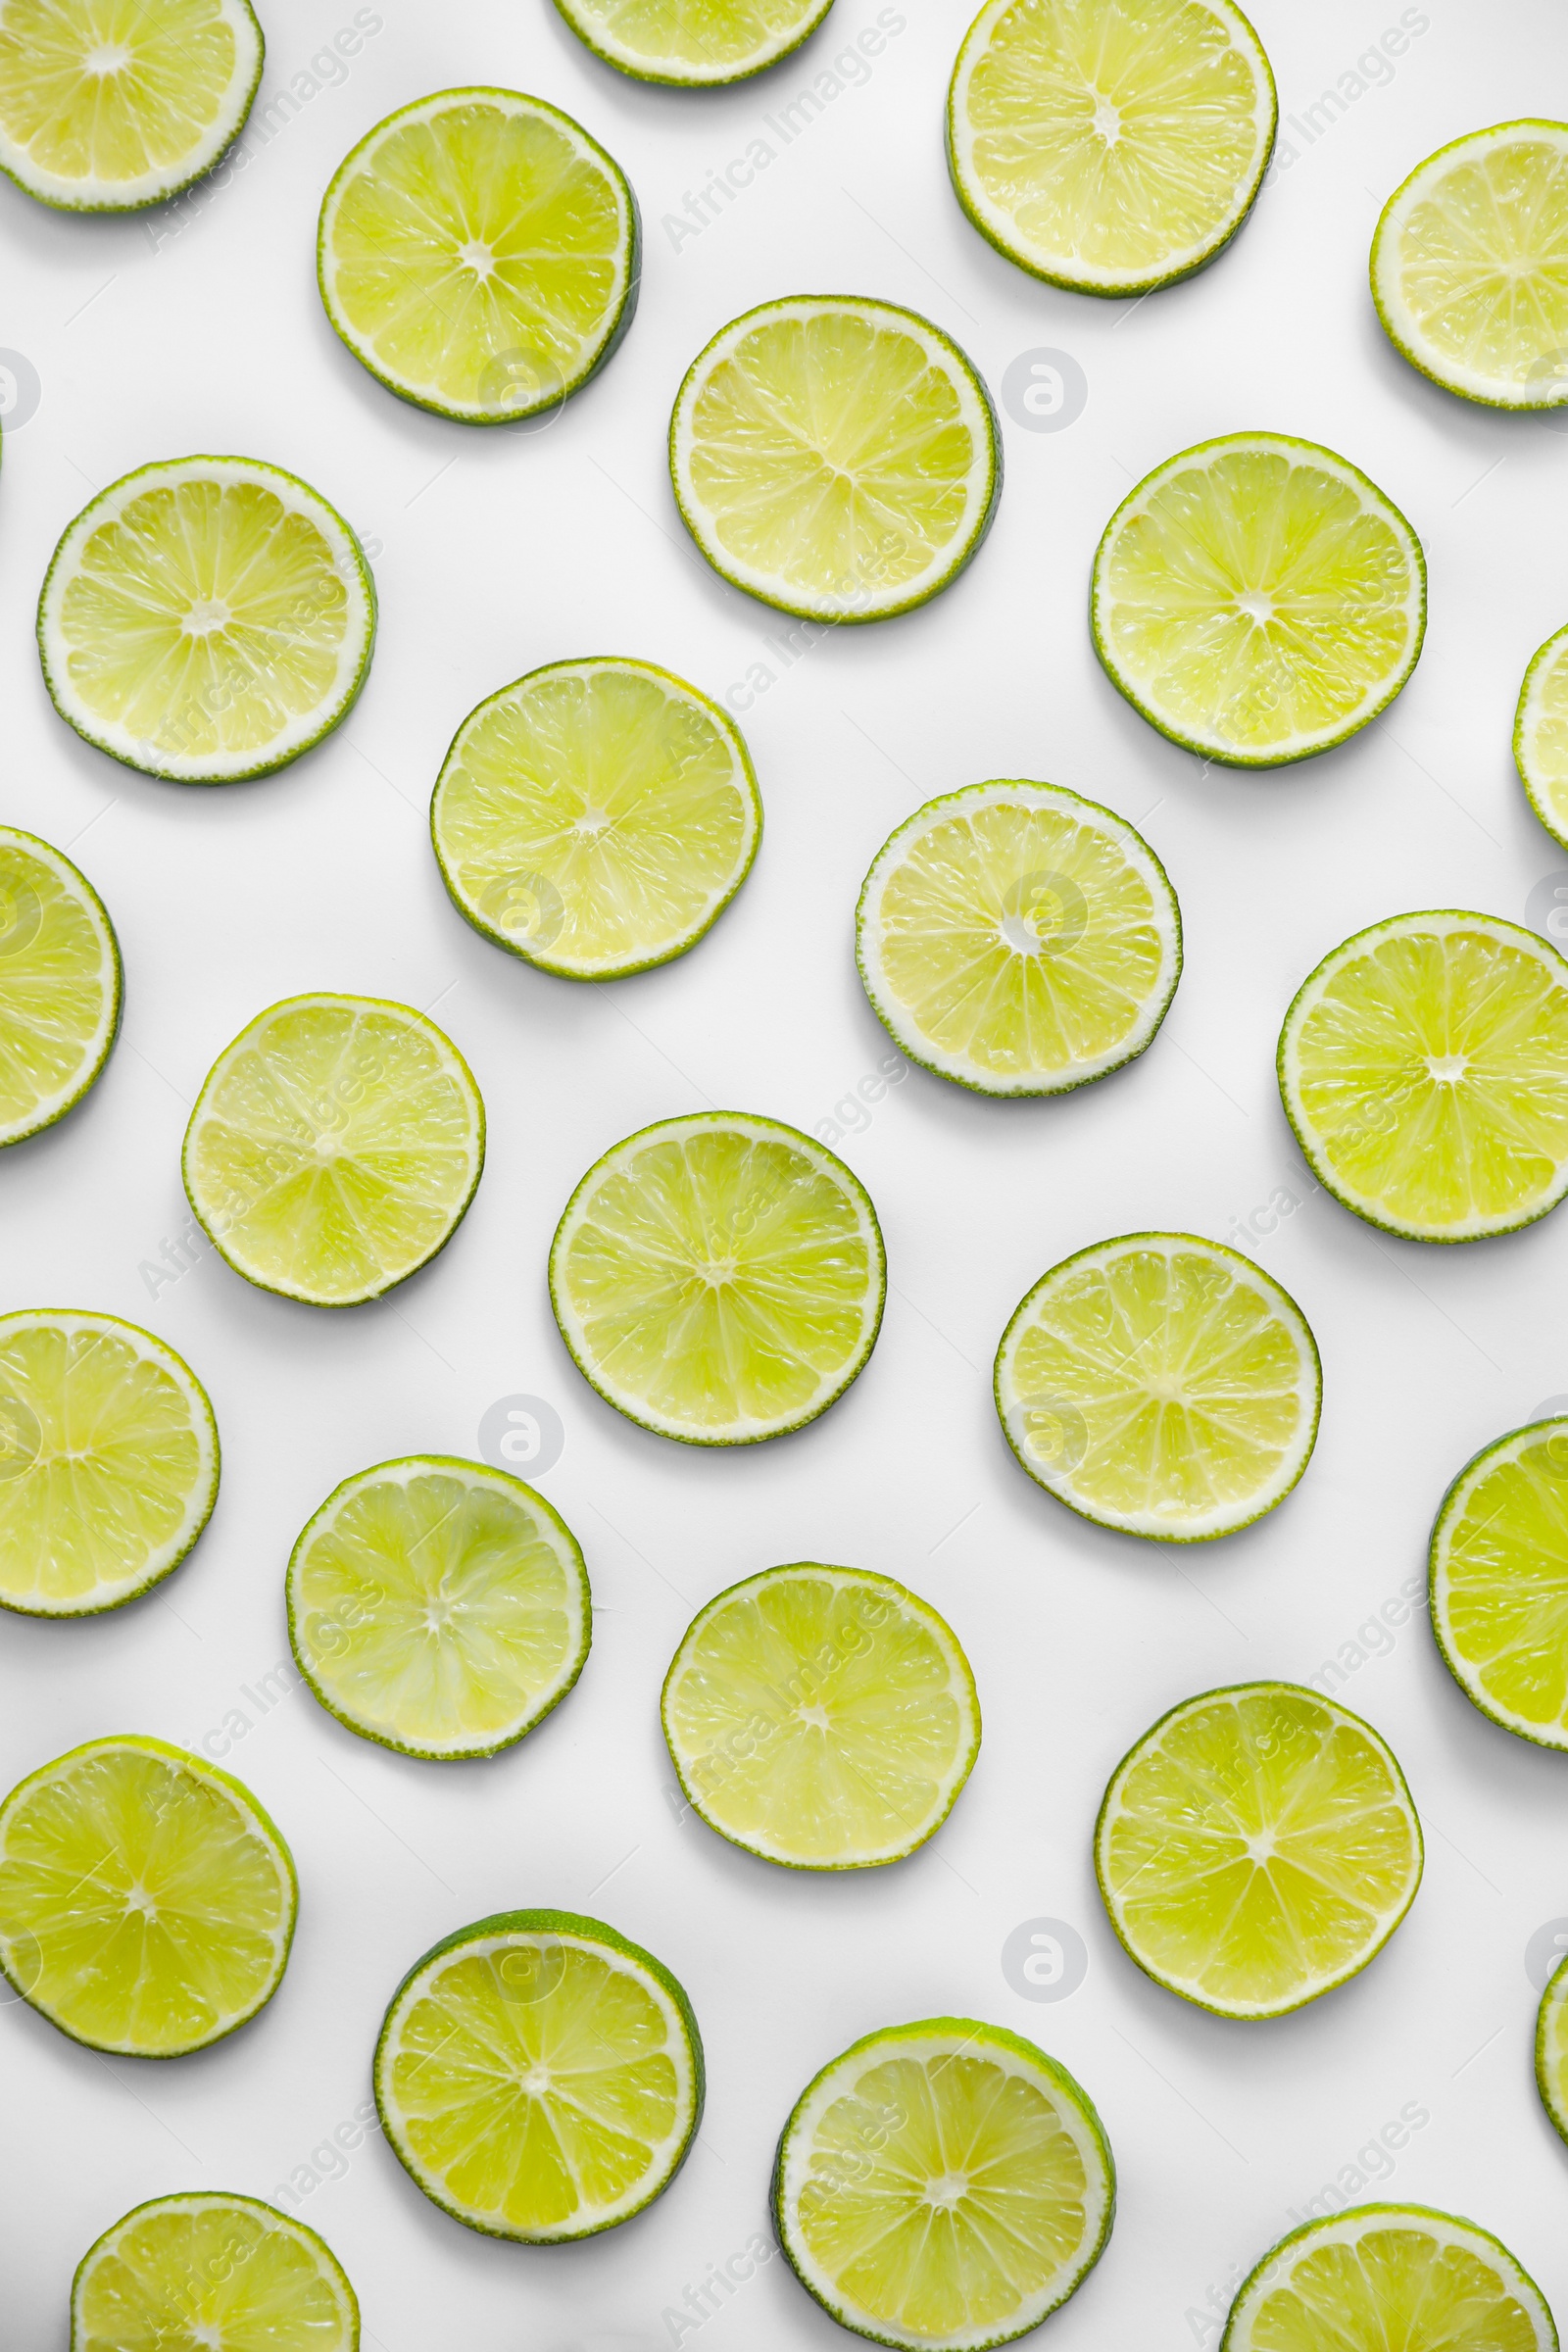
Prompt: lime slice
<box><xmin>554</xmin><ymin>0</ymin><xmax>834</xmax><ymax>84</ymax></box>
<box><xmin>1540</xmin><ymin>1956</ymin><xmax>1568</xmax><ymax>2149</ymax></box>
<box><xmin>183</xmin><ymin>993</ymin><xmax>485</xmax><ymax>1307</ymax></box>
<box><xmin>288</xmin><ymin>1456</ymin><xmax>591</xmax><ymax>1760</ymax></box>
<box><xmin>72</xmin><ymin>2193</ymin><xmax>358</xmax><ymax>2352</ymax></box>
<box><xmin>670</xmin><ymin>295</ymin><xmax>1001</xmax><ymax>624</ymax></box>
<box><xmin>773</xmin><ymin>2016</ymin><xmax>1114</xmax><ymax>2350</ymax></box>
<box><xmin>857</xmin><ymin>779</ymin><xmax>1180</xmax><ymax>1096</ymax></box>
<box><xmin>1371</xmin><ymin>122</ymin><xmax>1568</xmax><ymax>410</ymax></box>
<box><xmin>1222</xmin><ymin>2205</ymin><xmax>1557</xmax><ymax>2352</ymax></box>
<box><xmin>375</xmin><ymin>1908</ymin><xmax>703</xmax><ymax>2240</ymax></box>
<box><xmin>0</xmin><ymin>825</ymin><xmax>121</xmax><ymax>1148</ymax></box>
<box><xmin>0</xmin><ymin>1309</ymin><xmax>219</xmax><ymax>1618</ymax></box>
<box><xmin>430</xmin><ymin>658</ymin><xmax>761</xmax><ymax>979</ymax></box>
<box><xmin>1091</xmin><ymin>431</ymin><xmax>1425</xmax><ymax>765</ymax></box>
<box><xmin>1279</xmin><ymin>910</ymin><xmax>1568</xmax><ymax>1243</ymax></box>
<box><xmin>1429</xmin><ymin>1419</ymin><xmax>1568</xmax><ymax>1749</ymax></box>
<box><xmin>0</xmin><ymin>0</ymin><xmax>262</xmax><ymax>212</ymax></box>
<box><xmin>0</xmin><ymin>1734</ymin><xmax>296</xmax><ymax>2054</ymax></box>
<box><xmin>995</xmin><ymin>1232</ymin><xmax>1319</xmax><ymax>1542</ymax></box>
<box><xmin>1097</xmin><ymin>1682</ymin><xmax>1421</xmax><ymax>2019</ymax></box>
<box><xmin>1516</xmin><ymin>622</ymin><xmax>1568</xmax><ymax>847</ymax></box>
<box><xmin>948</xmin><ymin>0</ymin><xmax>1274</xmax><ymax>295</ymax></box>
<box><xmin>550</xmin><ymin>1110</ymin><xmax>885</xmax><ymax>1445</ymax></box>
<box><xmin>37</xmin><ymin>456</ymin><xmax>375</xmax><ymax>785</ymax></box>
<box><xmin>318</xmin><ymin>89</ymin><xmax>639</xmax><ymax>425</ymax></box>
<box><xmin>662</xmin><ymin>1564</ymin><xmax>980</xmax><ymax>1868</ymax></box>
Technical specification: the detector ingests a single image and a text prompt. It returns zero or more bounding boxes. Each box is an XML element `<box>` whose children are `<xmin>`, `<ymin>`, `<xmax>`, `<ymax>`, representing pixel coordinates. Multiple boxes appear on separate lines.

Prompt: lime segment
<box><xmin>1222</xmin><ymin>2205</ymin><xmax>1557</xmax><ymax>2352</ymax></box>
<box><xmin>72</xmin><ymin>2193</ymin><xmax>358</xmax><ymax>2352</ymax></box>
<box><xmin>1540</xmin><ymin>1957</ymin><xmax>1568</xmax><ymax>2149</ymax></box>
<box><xmin>1430</xmin><ymin>1419</ymin><xmax>1568</xmax><ymax>1748</ymax></box>
<box><xmin>1516</xmin><ymin>622</ymin><xmax>1568</xmax><ymax>846</ymax></box>
<box><xmin>0</xmin><ymin>826</ymin><xmax>121</xmax><ymax>1147</ymax></box>
<box><xmin>554</xmin><ymin>0</ymin><xmax>834</xmax><ymax>84</ymax></box>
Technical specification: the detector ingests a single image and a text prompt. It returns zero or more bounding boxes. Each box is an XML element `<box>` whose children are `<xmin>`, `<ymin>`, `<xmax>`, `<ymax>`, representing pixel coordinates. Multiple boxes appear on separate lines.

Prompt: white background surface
<box><xmin>3</xmin><ymin>0</ymin><xmax>1568</xmax><ymax>2344</ymax></box>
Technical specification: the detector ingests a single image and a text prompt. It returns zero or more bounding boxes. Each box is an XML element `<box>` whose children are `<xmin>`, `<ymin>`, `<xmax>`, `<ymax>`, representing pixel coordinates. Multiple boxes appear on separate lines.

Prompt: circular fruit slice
<box><xmin>1222</xmin><ymin>2205</ymin><xmax>1557</xmax><ymax>2352</ymax></box>
<box><xmin>948</xmin><ymin>0</ymin><xmax>1275</xmax><ymax>296</ymax></box>
<box><xmin>1540</xmin><ymin>1956</ymin><xmax>1568</xmax><ymax>2149</ymax></box>
<box><xmin>1429</xmin><ymin>1419</ymin><xmax>1568</xmax><ymax>1749</ymax></box>
<box><xmin>0</xmin><ymin>1735</ymin><xmax>296</xmax><ymax>2054</ymax></box>
<box><xmin>1279</xmin><ymin>910</ymin><xmax>1568</xmax><ymax>1243</ymax></box>
<box><xmin>0</xmin><ymin>825</ymin><xmax>121</xmax><ymax>1148</ymax></box>
<box><xmin>182</xmin><ymin>993</ymin><xmax>485</xmax><ymax>1307</ymax></box>
<box><xmin>551</xmin><ymin>1111</ymin><xmax>884</xmax><ymax>1444</ymax></box>
<box><xmin>1371</xmin><ymin>122</ymin><xmax>1568</xmax><ymax>410</ymax></box>
<box><xmin>1515</xmin><ymin>622</ymin><xmax>1568</xmax><ymax>848</ymax></box>
<box><xmin>288</xmin><ymin>1456</ymin><xmax>591</xmax><ymax>1760</ymax></box>
<box><xmin>773</xmin><ymin>2017</ymin><xmax>1114</xmax><ymax>2350</ymax></box>
<box><xmin>375</xmin><ymin>1908</ymin><xmax>703</xmax><ymax>2240</ymax></box>
<box><xmin>857</xmin><ymin>779</ymin><xmax>1180</xmax><ymax>1096</ymax></box>
<box><xmin>1091</xmin><ymin>431</ymin><xmax>1424</xmax><ymax>765</ymax></box>
<box><xmin>670</xmin><ymin>295</ymin><xmax>1001</xmax><ymax>624</ymax></box>
<box><xmin>1097</xmin><ymin>1683</ymin><xmax>1421</xmax><ymax>2019</ymax></box>
<box><xmin>995</xmin><ymin>1233</ymin><xmax>1319</xmax><ymax>1542</ymax></box>
<box><xmin>0</xmin><ymin>1309</ymin><xmax>219</xmax><ymax>1618</ymax></box>
<box><xmin>72</xmin><ymin>2192</ymin><xmax>358</xmax><ymax>2351</ymax></box>
<box><xmin>662</xmin><ymin>1564</ymin><xmax>979</xmax><ymax>1868</ymax></box>
<box><xmin>0</xmin><ymin>0</ymin><xmax>262</xmax><ymax>212</ymax></box>
<box><xmin>554</xmin><ymin>0</ymin><xmax>835</xmax><ymax>84</ymax></box>
<box><xmin>430</xmin><ymin>658</ymin><xmax>761</xmax><ymax>979</ymax></box>
<box><xmin>318</xmin><ymin>88</ymin><xmax>639</xmax><ymax>424</ymax></box>
<box><xmin>38</xmin><ymin>456</ymin><xmax>375</xmax><ymax>784</ymax></box>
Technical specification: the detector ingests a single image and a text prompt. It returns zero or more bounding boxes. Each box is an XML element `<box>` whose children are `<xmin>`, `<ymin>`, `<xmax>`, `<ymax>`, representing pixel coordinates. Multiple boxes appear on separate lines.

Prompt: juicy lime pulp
<box><xmin>0</xmin><ymin>825</ymin><xmax>121</xmax><ymax>1147</ymax></box>
<box><xmin>1430</xmin><ymin>1419</ymin><xmax>1568</xmax><ymax>1749</ymax></box>
<box><xmin>318</xmin><ymin>88</ymin><xmax>640</xmax><ymax>424</ymax></box>
<box><xmin>0</xmin><ymin>0</ymin><xmax>263</xmax><ymax>211</ymax></box>
<box><xmin>182</xmin><ymin>993</ymin><xmax>485</xmax><ymax>1306</ymax></box>
<box><xmin>662</xmin><ymin>1564</ymin><xmax>980</xmax><ymax>1868</ymax></box>
<box><xmin>1278</xmin><ymin>911</ymin><xmax>1568</xmax><ymax>1242</ymax></box>
<box><xmin>995</xmin><ymin>1233</ymin><xmax>1320</xmax><ymax>1542</ymax></box>
<box><xmin>1091</xmin><ymin>431</ymin><xmax>1425</xmax><ymax>764</ymax></box>
<box><xmin>857</xmin><ymin>779</ymin><xmax>1180</xmax><ymax>1095</ymax></box>
<box><xmin>774</xmin><ymin>2017</ymin><xmax>1114</xmax><ymax>2351</ymax></box>
<box><xmin>1516</xmin><ymin>621</ymin><xmax>1568</xmax><ymax>847</ymax></box>
<box><xmin>72</xmin><ymin>2193</ymin><xmax>358</xmax><ymax>2352</ymax></box>
<box><xmin>1371</xmin><ymin>121</ymin><xmax>1568</xmax><ymax>409</ymax></box>
<box><xmin>553</xmin><ymin>0</ymin><xmax>835</xmax><ymax>84</ymax></box>
<box><xmin>550</xmin><ymin>1111</ymin><xmax>885</xmax><ymax>1444</ymax></box>
<box><xmin>0</xmin><ymin>1309</ymin><xmax>219</xmax><ymax>1617</ymax></box>
<box><xmin>1222</xmin><ymin>2205</ymin><xmax>1558</xmax><ymax>2352</ymax></box>
<box><xmin>1097</xmin><ymin>1683</ymin><xmax>1422</xmax><ymax>2019</ymax></box>
<box><xmin>430</xmin><ymin>657</ymin><xmax>761</xmax><ymax>979</ymax></box>
<box><xmin>0</xmin><ymin>1735</ymin><xmax>296</xmax><ymax>2055</ymax></box>
<box><xmin>670</xmin><ymin>295</ymin><xmax>1002</xmax><ymax>623</ymax></box>
<box><xmin>1540</xmin><ymin>1956</ymin><xmax>1568</xmax><ymax>2148</ymax></box>
<box><xmin>948</xmin><ymin>0</ymin><xmax>1276</xmax><ymax>295</ymax></box>
<box><xmin>288</xmin><ymin>1456</ymin><xmax>591</xmax><ymax>1759</ymax></box>
<box><xmin>375</xmin><ymin>1909</ymin><xmax>704</xmax><ymax>2240</ymax></box>
<box><xmin>37</xmin><ymin>456</ymin><xmax>376</xmax><ymax>784</ymax></box>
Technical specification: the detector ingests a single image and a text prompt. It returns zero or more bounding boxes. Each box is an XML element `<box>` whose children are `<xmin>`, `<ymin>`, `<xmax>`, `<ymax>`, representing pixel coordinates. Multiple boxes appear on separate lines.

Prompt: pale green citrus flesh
<box><xmin>1540</xmin><ymin>1960</ymin><xmax>1568</xmax><ymax>2146</ymax></box>
<box><xmin>0</xmin><ymin>830</ymin><xmax>119</xmax><ymax>1145</ymax></box>
<box><xmin>431</xmin><ymin>660</ymin><xmax>760</xmax><ymax>978</ymax></box>
<box><xmin>1092</xmin><ymin>435</ymin><xmax>1423</xmax><ymax>762</ymax></box>
<box><xmin>555</xmin><ymin>0</ymin><xmax>831</xmax><ymax>82</ymax></box>
<box><xmin>73</xmin><ymin>2194</ymin><xmax>357</xmax><ymax>2352</ymax></box>
<box><xmin>1431</xmin><ymin>1423</ymin><xmax>1568</xmax><ymax>1747</ymax></box>
<box><xmin>0</xmin><ymin>1738</ymin><xmax>295</xmax><ymax>2054</ymax></box>
<box><xmin>289</xmin><ymin>1460</ymin><xmax>589</xmax><ymax>1758</ymax></box>
<box><xmin>0</xmin><ymin>1312</ymin><xmax>218</xmax><ymax>1616</ymax></box>
<box><xmin>1098</xmin><ymin>1686</ymin><xmax>1421</xmax><ymax>2017</ymax></box>
<box><xmin>1516</xmin><ymin>625</ymin><xmax>1568</xmax><ymax>844</ymax></box>
<box><xmin>1224</xmin><ymin>2210</ymin><xmax>1554</xmax><ymax>2352</ymax></box>
<box><xmin>662</xmin><ymin>1566</ymin><xmax>979</xmax><ymax>1867</ymax></box>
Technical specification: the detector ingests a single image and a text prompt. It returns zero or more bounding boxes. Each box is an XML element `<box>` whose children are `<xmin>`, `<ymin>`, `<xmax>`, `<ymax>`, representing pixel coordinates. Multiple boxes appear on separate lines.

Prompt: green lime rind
<box><xmin>1538</xmin><ymin>1954</ymin><xmax>1568</xmax><ymax>2150</ymax></box>
<box><xmin>1515</xmin><ymin>621</ymin><xmax>1568</xmax><ymax>849</ymax></box>
<box><xmin>70</xmin><ymin>2192</ymin><xmax>359</xmax><ymax>2351</ymax></box>
<box><xmin>1428</xmin><ymin>1417</ymin><xmax>1568</xmax><ymax>1750</ymax></box>
<box><xmin>1221</xmin><ymin>2203</ymin><xmax>1558</xmax><ymax>2352</ymax></box>
<box><xmin>0</xmin><ymin>825</ymin><xmax>122</xmax><ymax>1147</ymax></box>
<box><xmin>552</xmin><ymin>0</ymin><xmax>836</xmax><ymax>85</ymax></box>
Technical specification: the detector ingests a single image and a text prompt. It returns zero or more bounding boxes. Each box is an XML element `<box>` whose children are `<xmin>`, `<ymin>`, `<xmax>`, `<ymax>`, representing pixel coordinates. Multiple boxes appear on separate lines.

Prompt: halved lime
<box><xmin>1540</xmin><ymin>1956</ymin><xmax>1568</xmax><ymax>2149</ymax></box>
<box><xmin>773</xmin><ymin>2016</ymin><xmax>1114</xmax><ymax>2350</ymax></box>
<box><xmin>1091</xmin><ymin>431</ymin><xmax>1425</xmax><ymax>765</ymax></box>
<box><xmin>1097</xmin><ymin>1682</ymin><xmax>1421</xmax><ymax>2019</ymax></box>
<box><xmin>288</xmin><ymin>1456</ymin><xmax>591</xmax><ymax>1760</ymax></box>
<box><xmin>318</xmin><ymin>89</ymin><xmax>639</xmax><ymax>424</ymax></box>
<box><xmin>1516</xmin><ymin>622</ymin><xmax>1568</xmax><ymax>847</ymax></box>
<box><xmin>375</xmin><ymin>1908</ymin><xmax>703</xmax><ymax>2240</ymax></box>
<box><xmin>554</xmin><ymin>0</ymin><xmax>834</xmax><ymax>84</ymax></box>
<box><xmin>1222</xmin><ymin>2205</ymin><xmax>1557</xmax><ymax>2352</ymax></box>
<box><xmin>0</xmin><ymin>1734</ymin><xmax>296</xmax><ymax>2055</ymax></box>
<box><xmin>1279</xmin><ymin>910</ymin><xmax>1568</xmax><ymax>1243</ymax></box>
<box><xmin>430</xmin><ymin>657</ymin><xmax>761</xmax><ymax>979</ymax></box>
<box><xmin>72</xmin><ymin>2193</ymin><xmax>358</xmax><ymax>2352</ymax></box>
<box><xmin>550</xmin><ymin>1110</ymin><xmax>885</xmax><ymax>1445</ymax></box>
<box><xmin>183</xmin><ymin>993</ymin><xmax>485</xmax><ymax>1307</ymax></box>
<box><xmin>948</xmin><ymin>0</ymin><xmax>1274</xmax><ymax>295</ymax></box>
<box><xmin>662</xmin><ymin>1564</ymin><xmax>979</xmax><ymax>1868</ymax></box>
<box><xmin>0</xmin><ymin>1309</ymin><xmax>219</xmax><ymax>1618</ymax></box>
<box><xmin>0</xmin><ymin>825</ymin><xmax>121</xmax><ymax>1147</ymax></box>
<box><xmin>858</xmin><ymin>779</ymin><xmax>1180</xmax><ymax>1096</ymax></box>
<box><xmin>38</xmin><ymin>456</ymin><xmax>375</xmax><ymax>784</ymax></box>
<box><xmin>670</xmin><ymin>295</ymin><xmax>1001</xmax><ymax>623</ymax></box>
<box><xmin>0</xmin><ymin>0</ymin><xmax>262</xmax><ymax>212</ymax></box>
<box><xmin>1430</xmin><ymin>1419</ymin><xmax>1568</xmax><ymax>1749</ymax></box>
<box><xmin>995</xmin><ymin>1233</ymin><xmax>1319</xmax><ymax>1542</ymax></box>
<box><xmin>1372</xmin><ymin>122</ymin><xmax>1568</xmax><ymax>410</ymax></box>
